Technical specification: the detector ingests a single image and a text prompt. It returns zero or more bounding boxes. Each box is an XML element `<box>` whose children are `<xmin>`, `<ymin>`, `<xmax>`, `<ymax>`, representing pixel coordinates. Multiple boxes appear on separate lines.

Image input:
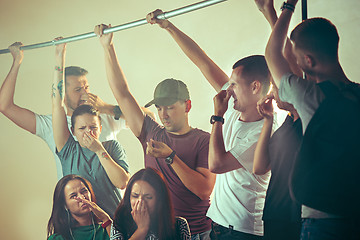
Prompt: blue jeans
<box><xmin>210</xmin><ymin>222</ymin><xmax>263</xmax><ymax>240</ymax></box>
<box><xmin>191</xmin><ymin>229</ymin><xmax>211</xmax><ymax>240</ymax></box>
<box><xmin>301</xmin><ymin>218</ymin><xmax>360</xmax><ymax>240</ymax></box>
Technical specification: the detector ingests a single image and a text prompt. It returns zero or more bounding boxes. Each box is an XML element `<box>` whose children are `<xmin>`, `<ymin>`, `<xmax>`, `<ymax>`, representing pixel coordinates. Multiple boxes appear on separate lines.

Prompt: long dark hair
<box><xmin>47</xmin><ymin>174</ymin><xmax>99</xmax><ymax>239</ymax></box>
<box><xmin>113</xmin><ymin>168</ymin><xmax>176</xmax><ymax>239</ymax></box>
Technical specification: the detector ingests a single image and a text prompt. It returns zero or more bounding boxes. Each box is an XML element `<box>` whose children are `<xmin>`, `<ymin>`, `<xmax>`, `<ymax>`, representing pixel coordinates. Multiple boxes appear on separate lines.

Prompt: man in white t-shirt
<box><xmin>147</xmin><ymin>10</ymin><xmax>272</xmax><ymax>239</ymax></box>
<box><xmin>0</xmin><ymin>42</ymin><xmax>126</xmax><ymax>179</ymax></box>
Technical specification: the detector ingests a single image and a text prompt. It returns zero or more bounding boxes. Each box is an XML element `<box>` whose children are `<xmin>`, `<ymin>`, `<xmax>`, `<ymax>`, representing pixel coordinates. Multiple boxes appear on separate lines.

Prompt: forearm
<box><xmin>171</xmin><ymin>158</ymin><xmax>215</xmax><ymax>200</ymax></box>
<box><xmin>96</xmin><ymin>148</ymin><xmax>129</xmax><ymax>189</ymax></box>
<box><xmin>208</xmin><ymin>122</ymin><xmax>242</xmax><ymax>173</ymax></box>
<box><xmin>52</xmin><ymin>55</ymin><xmax>69</xmax><ymax>151</ymax></box>
<box><xmin>102</xmin><ymin>44</ymin><xmax>144</xmax><ymax>136</ymax></box>
<box><xmin>164</xmin><ymin>22</ymin><xmax>228</xmax><ymax>92</ymax></box>
<box><xmin>253</xmin><ymin>117</ymin><xmax>273</xmax><ymax>175</ymax></box>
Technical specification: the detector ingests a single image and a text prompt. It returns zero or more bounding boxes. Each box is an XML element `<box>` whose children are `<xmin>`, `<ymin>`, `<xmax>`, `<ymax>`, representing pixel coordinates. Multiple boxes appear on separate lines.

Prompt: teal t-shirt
<box><xmin>57</xmin><ymin>135</ymin><xmax>129</xmax><ymax>217</ymax></box>
<box><xmin>48</xmin><ymin>224</ymin><xmax>109</xmax><ymax>240</ymax></box>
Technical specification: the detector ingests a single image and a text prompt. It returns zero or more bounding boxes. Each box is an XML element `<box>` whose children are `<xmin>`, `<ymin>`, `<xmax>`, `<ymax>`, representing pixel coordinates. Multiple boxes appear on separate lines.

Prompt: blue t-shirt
<box><xmin>57</xmin><ymin>135</ymin><xmax>129</xmax><ymax>216</ymax></box>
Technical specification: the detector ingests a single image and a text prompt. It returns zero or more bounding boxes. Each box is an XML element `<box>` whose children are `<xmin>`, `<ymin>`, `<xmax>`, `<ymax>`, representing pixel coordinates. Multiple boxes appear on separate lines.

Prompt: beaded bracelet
<box><xmin>101</xmin><ymin>219</ymin><xmax>112</xmax><ymax>229</ymax></box>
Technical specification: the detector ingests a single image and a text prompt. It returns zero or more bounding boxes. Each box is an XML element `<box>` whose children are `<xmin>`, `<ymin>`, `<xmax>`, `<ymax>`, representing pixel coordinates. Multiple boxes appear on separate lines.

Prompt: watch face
<box><xmin>165</xmin><ymin>156</ymin><xmax>173</xmax><ymax>165</ymax></box>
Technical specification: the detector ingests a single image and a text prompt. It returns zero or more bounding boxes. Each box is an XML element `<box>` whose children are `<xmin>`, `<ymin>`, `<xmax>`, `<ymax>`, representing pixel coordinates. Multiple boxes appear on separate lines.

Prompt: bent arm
<box><xmin>95</xmin><ymin>148</ymin><xmax>130</xmax><ymax>189</ymax></box>
<box><xmin>52</xmin><ymin>40</ymin><xmax>70</xmax><ymax>152</ymax></box>
<box><xmin>265</xmin><ymin>1</ymin><xmax>298</xmax><ymax>87</ymax></box>
<box><xmin>253</xmin><ymin>117</ymin><xmax>272</xmax><ymax>174</ymax></box>
<box><xmin>0</xmin><ymin>42</ymin><xmax>36</xmax><ymax>134</ymax></box>
<box><xmin>147</xmin><ymin>10</ymin><xmax>229</xmax><ymax>92</ymax></box>
<box><xmin>172</xmin><ymin>158</ymin><xmax>216</xmax><ymax>200</ymax></box>
<box><xmin>256</xmin><ymin>0</ymin><xmax>302</xmax><ymax>78</ymax></box>
<box><xmin>209</xmin><ymin>122</ymin><xmax>243</xmax><ymax>173</ymax></box>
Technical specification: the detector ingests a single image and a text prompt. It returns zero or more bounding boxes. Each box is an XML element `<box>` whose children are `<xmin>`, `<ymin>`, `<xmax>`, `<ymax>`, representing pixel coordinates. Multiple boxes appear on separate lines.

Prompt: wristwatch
<box><xmin>210</xmin><ymin>115</ymin><xmax>224</xmax><ymax>124</ymax></box>
<box><xmin>113</xmin><ymin>106</ymin><xmax>122</xmax><ymax>120</ymax></box>
<box><xmin>165</xmin><ymin>150</ymin><xmax>176</xmax><ymax>165</ymax></box>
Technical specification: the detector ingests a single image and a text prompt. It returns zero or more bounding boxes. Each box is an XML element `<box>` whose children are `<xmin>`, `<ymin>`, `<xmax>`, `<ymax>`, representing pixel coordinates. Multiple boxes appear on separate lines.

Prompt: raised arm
<box><xmin>255</xmin><ymin>0</ymin><xmax>302</xmax><ymax>78</ymax></box>
<box><xmin>95</xmin><ymin>24</ymin><xmax>145</xmax><ymax>137</ymax></box>
<box><xmin>51</xmin><ymin>38</ymin><xmax>70</xmax><ymax>152</ymax></box>
<box><xmin>253</xmin><ymin>94</ymin><xmax>274</xmax><ymax>175</ymax></box>
<box><xmin>265</xmin><ymin>0</ymin><xmax>298</xmax><ymax>87</ymax></box>
<box><xmin>0</xmin><ymin>42</ymin><xmax>37</xmax><ymax>134</ymax></box>
<box><xmin>146</xmin><ymin>9</ymin><xmax>229</xmax><ymax>92</ymax></box>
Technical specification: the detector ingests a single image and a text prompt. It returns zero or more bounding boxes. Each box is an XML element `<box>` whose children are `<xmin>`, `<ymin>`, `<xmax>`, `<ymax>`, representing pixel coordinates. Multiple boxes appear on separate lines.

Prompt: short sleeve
<box><xmin>104</xmin><ymin>141</ymin><xmax>130</xmax><ymax>173</ymax></box>
<box><xmin>175</xmin><ymin>217</ymin><xmax>191</xmax><ymax>240</ymax></box>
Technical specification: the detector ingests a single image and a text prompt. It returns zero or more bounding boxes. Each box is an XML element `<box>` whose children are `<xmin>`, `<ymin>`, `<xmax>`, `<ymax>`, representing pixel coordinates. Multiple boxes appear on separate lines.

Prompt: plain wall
<box><xmin>0</xmin><ymin>0</ymin><xmax>359</xmax><ymax>239</ymax></box>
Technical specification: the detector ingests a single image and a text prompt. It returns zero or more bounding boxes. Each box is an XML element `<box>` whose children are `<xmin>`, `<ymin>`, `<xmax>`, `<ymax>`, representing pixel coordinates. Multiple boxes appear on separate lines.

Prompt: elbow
<box><xmin>209</xmin><ymin>162</ymin><xmax>225</xmax><ymax>174</ymax></box>
<box><xmin>253</xmin><ymin>165</ymin><xmax>270</xmax><ymax>175</ymax></box>
<box><xmin>116</xmin><ymin>174</ymin><xmax>130</xmax><ymax>190</ymax></box>
<box><xmin>253</xmin><ymin>168</ymin><xmax>269</xmax><ymax>175</ymax></box>
<box><xmin>0</xmin><ymin>101</ymin><xmax>10</xmax><ymax>114</ymax></box>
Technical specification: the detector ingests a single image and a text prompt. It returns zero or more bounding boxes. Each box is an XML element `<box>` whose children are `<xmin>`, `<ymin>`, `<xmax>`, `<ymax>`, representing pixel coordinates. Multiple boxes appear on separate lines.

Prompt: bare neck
<box><xmin>239</xmin><ymin>107</ymin><xmax>263</xmax><ymax>122</ymax></box>
<box><xmin>314</xmin><ymin>62</ymin><xmax>350</xmax><ymax>85</ymax></box>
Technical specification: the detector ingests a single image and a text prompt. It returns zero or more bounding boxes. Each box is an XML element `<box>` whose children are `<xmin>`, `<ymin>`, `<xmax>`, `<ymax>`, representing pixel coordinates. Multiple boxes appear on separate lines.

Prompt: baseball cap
<box><xmin>144</xmin><ymin>78</ymin><xmax>190</xmax><ymax>108</ymax></box>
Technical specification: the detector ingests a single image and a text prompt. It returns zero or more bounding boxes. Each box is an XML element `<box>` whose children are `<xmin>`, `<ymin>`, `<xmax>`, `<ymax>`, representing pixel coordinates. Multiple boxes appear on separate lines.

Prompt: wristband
<box><xmin>101</xmin><ymin>219</ymin><xmax>112</xmax><ymax>229</ymax></box>
<box><xmin>113</xmin><ymin>105</ymin><xmax>122</xmax><ymax>120</ymax></box>
<box><xmin>280</xmin><ymin>2</ymin><xmax>295</xmax><ymax>12</ymax></box>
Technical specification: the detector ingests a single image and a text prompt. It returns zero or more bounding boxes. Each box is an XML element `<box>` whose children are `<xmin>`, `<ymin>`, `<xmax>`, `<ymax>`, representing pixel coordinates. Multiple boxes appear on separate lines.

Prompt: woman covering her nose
<box><xmin>51</xmin><ymin>39</ymin><xmax>130</xmax><ymax>216</ymax></box>
<box><xmin>47</xmin><ymin>174</ymin><xmax>112</xmax><ymax>240</ymax></box>
<box><xmin>111</xmin><ymin>168</ymin><xmax>191</xmax><ymax>240</ymax></box>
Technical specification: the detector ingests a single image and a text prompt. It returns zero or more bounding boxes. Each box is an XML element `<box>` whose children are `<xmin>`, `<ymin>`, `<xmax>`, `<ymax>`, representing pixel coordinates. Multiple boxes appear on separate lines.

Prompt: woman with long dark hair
<box><xmin>47</xmin><ymin>174</ymin><xmax>112</xmax><ymax>240</ymax></box>
<box><xmin>111</xmin><ymin>168</ymin><xmax>191</xmax><ymax>240</ymax></box>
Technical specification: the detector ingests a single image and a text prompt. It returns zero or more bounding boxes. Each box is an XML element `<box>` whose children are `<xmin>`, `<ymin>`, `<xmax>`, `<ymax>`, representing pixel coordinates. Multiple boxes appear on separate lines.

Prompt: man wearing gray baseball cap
<box><xmin>95</xmin><ymin>24</ymin><xmax>216</xmax><ymax>239</ymax></box>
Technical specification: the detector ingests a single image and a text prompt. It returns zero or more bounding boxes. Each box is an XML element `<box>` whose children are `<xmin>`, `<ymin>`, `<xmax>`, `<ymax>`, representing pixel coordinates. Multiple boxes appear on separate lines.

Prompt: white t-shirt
<box><xmin>35</xmin><ymin>113</ymin><xmax>126</xmax><ymax>179</ymax></box>
<box><xmin>206</xmin><ymin>84</ymin><xmax>271</xmax><ymax>236</ymax></box>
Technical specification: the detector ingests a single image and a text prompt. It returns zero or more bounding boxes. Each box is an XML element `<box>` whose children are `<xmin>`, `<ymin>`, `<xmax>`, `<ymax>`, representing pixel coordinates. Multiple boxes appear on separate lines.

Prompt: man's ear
<box><xmin>71</xmin><ymin>126</ymin><xmax>74</xmax><ymax>134</ymax></box>
<box><xmin>185</xmin><ymin>100</ymin><xmax>192</xmax><ymax>113</ymax></box>
<box><xmin>252</xmin><ymin>80</ymin><xmax>261</xmax><ymax>95</ymax></box>
<box><xmin>305</xmin><ymin>54</ymin><xmax>316</xmax><ymax>68</ymax></box>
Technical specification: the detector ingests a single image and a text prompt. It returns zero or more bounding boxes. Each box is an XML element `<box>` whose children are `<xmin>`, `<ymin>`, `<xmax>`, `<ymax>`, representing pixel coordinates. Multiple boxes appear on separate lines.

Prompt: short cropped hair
<box><xmin>233</xmin><ymin>55</ymin><xmax>271</xmax><ymax>95</ymax></box>
<box><xmin>64</xmin><ymin>66</ymin><xmax>88</xmax><ymax>87</ymax></box>
<box><xmin>71</xmin><ymin>104</ymin><xmax>101</xmax><ymax>128</ymax></box>
<box><xmin>290</xmin><ymin>17</ymin><xmax>339</xmax><ymax>63</ymax></box>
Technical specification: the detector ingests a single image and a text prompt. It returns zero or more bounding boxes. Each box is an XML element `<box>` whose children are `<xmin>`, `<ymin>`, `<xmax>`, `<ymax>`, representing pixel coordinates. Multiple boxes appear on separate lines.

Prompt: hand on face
<box><xmin>146</xmin><ymin>139</ymin><xmax>173</xmax><ymax>158</ymax></box>
<box><xmin>82</xmin><ymin>130</ymin><xmax>102</xmax><ymax>152</ymax></box>
<box><xmin>146</xmin><ymin>9</ymin><xmax>169</xmax><ymax>29</ymax></box>
<box><xmin>94</xmin><ymin>24</ymin><xmax>113</xmax><ymax>48</ymax></box>
<box><xmin>131</xmin><ymin>199</ymin><xmax>150</xmax><ymax>232</ymax></box>
<box><xmin>8</xmin><ymin>42</ymin><xmax>24</xmax><ymax>64</ymax></box>
<box><xmin>80</xmin><ymin>93</ymin><xmax>106</xmax><ymax>110</ymax></box>
<box><xmin>257</xmin><ymin>93</ymin><xmax>274</xmax><ymax>119</ymax></box>
<box><xmin>213</xmin><ymin>90</ymin><xmax>231</xmax><ymax>117</ymax></box>
<box><xmin>74</xmin><ymin>197</ymin><xmax>110</xmax><ymax>223</ymax></box>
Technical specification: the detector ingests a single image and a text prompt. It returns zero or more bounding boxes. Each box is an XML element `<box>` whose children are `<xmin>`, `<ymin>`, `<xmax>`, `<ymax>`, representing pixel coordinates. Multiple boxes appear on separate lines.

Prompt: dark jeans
<box><xmin>264</xmin><ymin>220</ymin><xmax>301</xmax><ymax>240</ymax></box>
<box><xmin>210</xmin><ymin>222</ymin><xmax>263</xmax><ymax>240</ymax></box>
<box><xmin>301</xmin><ymin>218</ymin><xmax>360</xmax><ymax>240</ymax></box>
